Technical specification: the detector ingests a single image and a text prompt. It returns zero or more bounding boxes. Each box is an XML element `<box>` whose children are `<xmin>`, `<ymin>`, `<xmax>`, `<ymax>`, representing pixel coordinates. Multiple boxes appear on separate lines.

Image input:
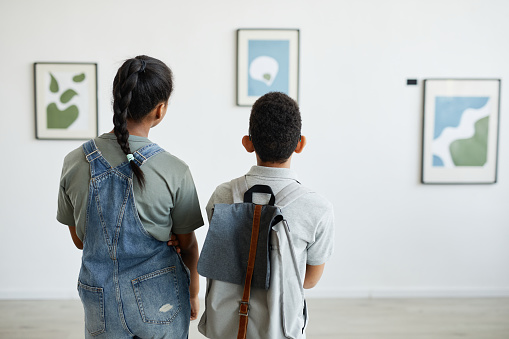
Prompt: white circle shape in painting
<box><xmin>249</xmin><ymin>56</ymin><xmax>279</xmax><ymax>86</ymax></box>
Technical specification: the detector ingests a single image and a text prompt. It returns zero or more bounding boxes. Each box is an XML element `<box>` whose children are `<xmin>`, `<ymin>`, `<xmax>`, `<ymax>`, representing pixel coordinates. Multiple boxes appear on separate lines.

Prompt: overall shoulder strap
<box><xmin>231</xmin><ymin>176</ymin><xmax>249</xmax><ymax>203</ymax></box>
<box><xmin>82</xmin><ymin>139</ymin><xmax>100</xmax><ymax>162</ymax></box>
<box><xmin>131</xmin><ymin>143</ymin><xmax>165</xmax><ymax>167</ymax></box>
<box><xmin>275</xmin><ymin>181</ymin><xmax>313</xmax><ymax>209</ymax></box>
<box><xmin>82</xmin><ymin>139</ymin><xmax>111</xmax><ymax>177</ymax></box>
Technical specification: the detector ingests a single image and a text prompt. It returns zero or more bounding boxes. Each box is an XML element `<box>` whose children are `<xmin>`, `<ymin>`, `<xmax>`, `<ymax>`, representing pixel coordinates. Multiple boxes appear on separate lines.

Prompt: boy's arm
<box><xmin>303</xmin><ymin>263</ymin><xmax>325</xmax><ymax>289</ymax></box>
<box><xmin>305</xmin><ymin>199</ymin><xmax>334</xmax><ymax>289</ymax></box>
<box><xmin>68</xmin><ymin>226</ymin><xmax>83</xmax><ymax>249</ymax></box>
<box><xmin>175</xmin><ymin>231</ymin><xmax>200</xmax><ymax>320</ymax></box>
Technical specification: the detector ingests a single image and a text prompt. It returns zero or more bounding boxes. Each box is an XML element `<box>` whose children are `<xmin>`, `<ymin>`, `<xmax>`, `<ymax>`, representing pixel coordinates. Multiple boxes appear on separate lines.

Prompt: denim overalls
<box><xmin>78</xmin><ymin>140</ymin><xmax>190</xmax><ymax>339</ymax></box>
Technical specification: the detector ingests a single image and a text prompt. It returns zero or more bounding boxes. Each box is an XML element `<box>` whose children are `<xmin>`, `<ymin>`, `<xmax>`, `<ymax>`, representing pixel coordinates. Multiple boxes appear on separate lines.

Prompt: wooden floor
<box><xmin>0</xmin><ymin>298</ymin><xmax>508</xmax><ymax>338</ymax></box>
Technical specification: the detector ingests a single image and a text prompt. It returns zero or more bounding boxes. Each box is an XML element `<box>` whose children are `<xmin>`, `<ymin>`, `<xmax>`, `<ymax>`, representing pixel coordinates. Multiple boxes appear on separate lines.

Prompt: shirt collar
<box><xmin>246</xmin><ymin>166</ymin><xmax>299</xmax><ymax>181</ymax></box>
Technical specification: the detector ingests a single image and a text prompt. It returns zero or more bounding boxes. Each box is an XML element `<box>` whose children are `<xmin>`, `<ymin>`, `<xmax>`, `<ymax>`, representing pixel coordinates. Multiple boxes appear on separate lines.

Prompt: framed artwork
<box><xmin>422</xmin><ymin>79</ymin><xmax>501</xmax><ymax>184</ymax></box>
<box><xmin>34</xmin><ymin>62</ymin><xmax>98</xmax><ymax>140</ymax></box>
<box><xmin>236</xmin><ymin>29</ymin><xmax>299</xmax><ymax>106</ymax></box>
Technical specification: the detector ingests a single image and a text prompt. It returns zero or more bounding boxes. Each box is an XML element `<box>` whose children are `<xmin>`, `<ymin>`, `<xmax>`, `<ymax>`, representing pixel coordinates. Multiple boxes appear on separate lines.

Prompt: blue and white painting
<box><xmin>248</xmin><ymin>40</ymin><xmax>290</xmax><ymax>96</ymax></box>
<box><xmin>432</xmin><ymin>96</ymin><xmax>491</xmax><ymax>167</ymax></box>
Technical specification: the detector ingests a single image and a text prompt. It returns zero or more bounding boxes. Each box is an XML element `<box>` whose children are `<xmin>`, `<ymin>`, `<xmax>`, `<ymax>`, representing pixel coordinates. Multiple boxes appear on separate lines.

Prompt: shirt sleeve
<box><xmin>56</xmin><ymin>164</ymin><xmax>75</xmax><ymax>226</ymax></box>
<box><xmin>306</xmin><ymin>201</ymin><xmax>335</xmax><ymax>266</ymax></box>
<box><xmin>205</xmin><ymin>182</ymin><xmax>233</xmax><ymax>222</ymax></box>
<box><xmin>170</xmin><ymin>168</ymin><xmax>204</xmax><ymax>234</ymax></box>
<box><xmin>205</xmin><ymin>193</ymin><xmax>215</xmax><ymax>223</ymax></box>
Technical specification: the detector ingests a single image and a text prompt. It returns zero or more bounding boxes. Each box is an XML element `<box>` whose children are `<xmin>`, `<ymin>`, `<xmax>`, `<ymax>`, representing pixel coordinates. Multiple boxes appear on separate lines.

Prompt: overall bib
<box><xmin>78</xmin><ymin>140</ymin><xmax>190</xmax><ymax>339</ymax></box>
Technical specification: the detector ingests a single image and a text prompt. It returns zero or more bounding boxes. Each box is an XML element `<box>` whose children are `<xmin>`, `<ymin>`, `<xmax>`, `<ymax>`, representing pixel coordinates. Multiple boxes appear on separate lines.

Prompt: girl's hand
<box><xmin>190</xmin><ymin>295</ymin><xmax>199</xmax><ymax>320</ymax></box>
<box><xmin>167</xmin><ymin>234</ymin><xmax>181</xmax><ymax>254</ymax></box>
<box><xmin>175</xmin><ymin>232</ymin><xmax>200</xmax><ymax>320</ymax></box>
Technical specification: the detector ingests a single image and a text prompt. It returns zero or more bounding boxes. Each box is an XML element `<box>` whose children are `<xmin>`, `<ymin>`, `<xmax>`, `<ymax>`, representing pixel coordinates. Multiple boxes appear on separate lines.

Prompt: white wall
<box><xmin>1</xmin><ymin>0</ymin><xmax>508</xmax><ymax>299</ymax></box>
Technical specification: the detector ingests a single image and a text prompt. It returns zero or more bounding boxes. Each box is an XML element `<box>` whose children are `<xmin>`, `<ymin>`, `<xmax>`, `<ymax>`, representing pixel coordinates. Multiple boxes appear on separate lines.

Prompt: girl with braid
<box><xmin>57</xmin><ymin>55</ymin><xmax>203</xmax><ymax>339</ymax></box>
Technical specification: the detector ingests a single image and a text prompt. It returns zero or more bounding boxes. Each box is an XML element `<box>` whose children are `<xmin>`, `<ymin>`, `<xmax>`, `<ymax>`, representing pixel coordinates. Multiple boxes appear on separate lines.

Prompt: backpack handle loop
<box><xmin>243</xmin><ymin>185</ymin><xmax>275</xmax><ymax>206</ymax></box>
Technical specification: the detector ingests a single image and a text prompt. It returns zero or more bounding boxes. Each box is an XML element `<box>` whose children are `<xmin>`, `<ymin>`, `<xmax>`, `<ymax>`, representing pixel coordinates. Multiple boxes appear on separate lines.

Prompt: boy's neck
<box><xmin>256</xmin><ymin>156</ymin><xmax>291</xmax><ymax>169</ymax></box>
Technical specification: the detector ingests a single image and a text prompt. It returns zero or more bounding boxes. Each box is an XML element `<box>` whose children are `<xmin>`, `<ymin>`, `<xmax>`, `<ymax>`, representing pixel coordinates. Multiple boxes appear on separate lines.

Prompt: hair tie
<box><xmin>139</xmin><ymin>59</ymin><xmax>146</xmax><ymax>73</ymax></box>
<box><xmin>127</xmin><ymin>154</ymin><xmax>134</xmax><ymax>162</ymax></box>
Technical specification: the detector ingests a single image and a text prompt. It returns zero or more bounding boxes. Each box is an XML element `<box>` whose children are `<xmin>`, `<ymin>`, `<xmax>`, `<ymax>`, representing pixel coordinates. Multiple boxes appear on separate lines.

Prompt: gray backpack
<box><xmin>198</xmin><ymin>177</ymin><xmax>311</xmax><ymax>339</ymax></box>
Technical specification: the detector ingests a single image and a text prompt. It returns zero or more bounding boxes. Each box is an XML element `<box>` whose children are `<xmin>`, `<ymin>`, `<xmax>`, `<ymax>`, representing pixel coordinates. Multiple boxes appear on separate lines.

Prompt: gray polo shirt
<box><xmin>57</xmin><ymin>133</ymin><xmax>204</xmax><ymax>241</ymax></box>
<box><xmin>206</xmin><ymin>166</ymin><xmax>335</xmax><ymax>280</ymax></box>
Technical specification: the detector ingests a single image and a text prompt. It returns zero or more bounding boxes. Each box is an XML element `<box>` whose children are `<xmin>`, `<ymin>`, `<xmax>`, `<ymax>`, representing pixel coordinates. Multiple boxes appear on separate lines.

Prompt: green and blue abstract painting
<box><xmin>248</xmin><ymin>39</ymin><xmax>290</xmax><ymax>96</ymax></box>
<box><xmin>432</xmin><ymin>97</ymin><xmax>490</xmax><ymax>167</ymax></box>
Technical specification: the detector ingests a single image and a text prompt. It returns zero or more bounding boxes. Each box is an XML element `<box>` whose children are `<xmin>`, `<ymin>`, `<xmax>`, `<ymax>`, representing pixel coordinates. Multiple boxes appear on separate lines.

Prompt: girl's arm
<box><xmin>174</xmin><ymin>231</ymin><xmax>200</xmax><ymax>320</ymax></box>
<box><xmin>303</xmin><ymin>263</ymin><xmax>325</xmax><ymax>289</ymax></box>
<box><xmin>68</xmin><ymin>226</ymin><xmax>83</xmax><ymax>250</ymax></box>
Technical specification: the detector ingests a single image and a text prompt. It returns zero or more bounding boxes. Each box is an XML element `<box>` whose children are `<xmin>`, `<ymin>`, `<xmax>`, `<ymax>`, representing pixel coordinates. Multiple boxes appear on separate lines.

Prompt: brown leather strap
<box><xmin>237</xmin><ymin>204</ymin><xmax>263</xmax><ymax>339</ymax></box>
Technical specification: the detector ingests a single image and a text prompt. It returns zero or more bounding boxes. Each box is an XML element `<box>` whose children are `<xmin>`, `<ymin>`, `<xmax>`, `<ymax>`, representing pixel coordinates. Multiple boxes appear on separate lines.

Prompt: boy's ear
<box><xmin>242</xmin><ymin>135</ymin><xmax>255</xmax><ymax>153</ymax></box>
<box><xmin>294</xmin><ymin>135</ymin><xmax>307</xmax><ymax>154</ymax></box>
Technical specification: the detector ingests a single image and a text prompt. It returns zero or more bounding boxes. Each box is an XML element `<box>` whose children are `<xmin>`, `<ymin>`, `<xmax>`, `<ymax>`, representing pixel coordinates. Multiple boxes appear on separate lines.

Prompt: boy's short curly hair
<box><xmin>249</xmin><ymin>92</ymin><xmax>302</xmax><ymax>163</ymax></box>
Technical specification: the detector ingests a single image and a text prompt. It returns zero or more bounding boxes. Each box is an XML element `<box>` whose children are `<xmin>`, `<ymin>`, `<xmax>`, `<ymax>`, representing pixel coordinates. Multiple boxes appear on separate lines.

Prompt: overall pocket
<box><xmin>132</xmin><ymin>266</ymin><xmax>182</xmax><ymax>324</ymax></box>
<box><xmin>78</xmin><ymin>281</ymin><xmax>105</xmax><ymax>336</ymax></box>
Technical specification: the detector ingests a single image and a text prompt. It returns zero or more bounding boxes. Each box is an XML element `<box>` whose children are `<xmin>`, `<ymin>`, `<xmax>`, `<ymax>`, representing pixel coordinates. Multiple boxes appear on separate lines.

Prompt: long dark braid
<box><xmin>112</xmin><ymin>55</ymin><xmax>173</xmax><ymax>188</ymax></box>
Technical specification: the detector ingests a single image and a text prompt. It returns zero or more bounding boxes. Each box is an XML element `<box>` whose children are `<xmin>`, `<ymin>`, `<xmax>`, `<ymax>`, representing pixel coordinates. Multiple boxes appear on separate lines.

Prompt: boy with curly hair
<box><xmin>198</xmin><ymin>92</ymin><xmax>335</xmax><ymax>339</ymax></box>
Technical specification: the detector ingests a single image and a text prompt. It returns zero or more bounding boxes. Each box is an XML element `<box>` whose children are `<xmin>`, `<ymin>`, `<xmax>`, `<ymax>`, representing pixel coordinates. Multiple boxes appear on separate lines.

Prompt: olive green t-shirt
<box><xmin>57</xmin><ymin>133</ymin><xmax>204</xmax><ymax>241</ymax></box>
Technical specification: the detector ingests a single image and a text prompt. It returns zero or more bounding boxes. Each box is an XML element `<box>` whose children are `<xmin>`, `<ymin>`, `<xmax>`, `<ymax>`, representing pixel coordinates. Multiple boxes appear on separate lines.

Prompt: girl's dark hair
<box><xmin>249</xmin><ymin>92</ymin><xmax>302</xmax><ymax>163</ymax></box>
<box><xmin>112</xmin><ymin>55</ymin><xmax>173</xmax><ymax>188</ymax></box>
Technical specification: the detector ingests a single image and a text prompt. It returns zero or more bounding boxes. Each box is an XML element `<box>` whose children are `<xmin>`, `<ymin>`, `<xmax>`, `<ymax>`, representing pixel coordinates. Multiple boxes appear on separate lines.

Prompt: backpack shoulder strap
<box><xmin>230</xmin><ymin>177</ymin><xmax>312</xmax><ymax>206</ymax></box>
<box><xmin>231</xmin><ymin>176</ymin><xmax>249</xmax><ymax>203</ymax></box>
<box><xmin>275</xmin><ymin>181</ymin><xmax>313</xmax><ymax>209</ymax></box>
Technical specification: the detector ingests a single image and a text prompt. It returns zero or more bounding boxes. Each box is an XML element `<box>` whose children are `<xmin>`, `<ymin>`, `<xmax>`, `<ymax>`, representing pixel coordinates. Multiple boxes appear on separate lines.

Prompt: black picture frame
<box><xmin>34</xmin><ymin>62</ymin><xmax>98</xmax><ymax>140</ymax></box>
<box><xmin>236</xmin><ymin>29</ymin><xmax>300</xmax><ymax>106</ymax></box>
<box><xmin>421</xmin><ymin>78</ymin><xmax>501</xmax><ymax>184</ymax></box>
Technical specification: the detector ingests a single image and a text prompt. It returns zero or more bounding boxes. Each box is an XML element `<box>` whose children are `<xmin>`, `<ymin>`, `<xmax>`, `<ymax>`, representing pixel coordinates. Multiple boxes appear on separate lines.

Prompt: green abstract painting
<box><xmin>46</xmin><ymin>72</ymin><xmax>85</xmax><ymax>129</ymax></box>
